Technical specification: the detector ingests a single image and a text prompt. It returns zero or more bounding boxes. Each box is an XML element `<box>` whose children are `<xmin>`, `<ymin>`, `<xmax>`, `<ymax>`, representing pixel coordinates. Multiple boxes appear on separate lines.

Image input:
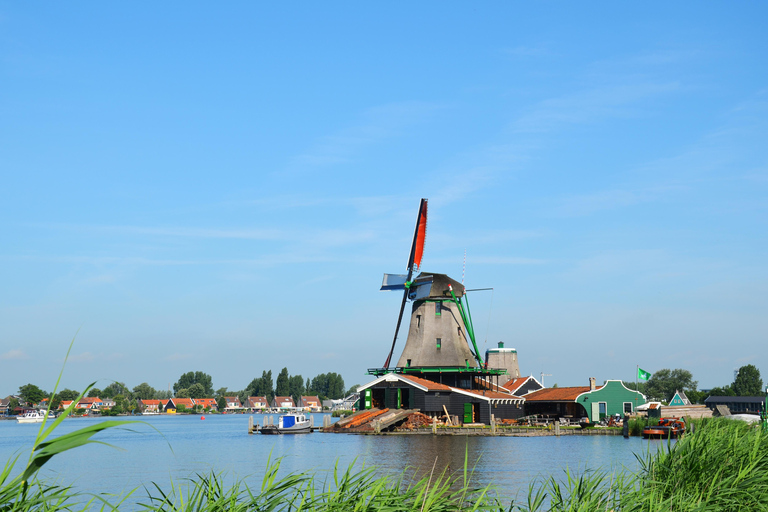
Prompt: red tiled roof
<box><xmin>79</xmin><ymin>397</ymin><xmax>101</xmax><ymax>404</ymax></box>
<box><xmin>399</xmin><ymin>374</ymin><xmax>452</xmax><ymax>391</ymax></box>
<box><xmin>502</xmin><ymin>377</ymin><xmax>529</xmax><ymax>393</ymax></box>
<box><xmin>195</xmin><ymin>398</ymin><xmax>217</xmax><ymax>407</ymax></box>
<box><xmin>524</xmin><ymin>386</ymin><xmax>595</xmax><ymax>402</ymax></box>
<box><xmin>140</xmin><ymin>399</ymin><xmax>162</xmax><ymax>406</ymax></box>
<box><xmin>170</xmin><ymin>398</ymin><xmax>195</xmax><ymax>407</ymax></box>
<box><xmin>302</xmin><ymin>396</ymin><xmax>321</xmax><ymax>405</ymax></box>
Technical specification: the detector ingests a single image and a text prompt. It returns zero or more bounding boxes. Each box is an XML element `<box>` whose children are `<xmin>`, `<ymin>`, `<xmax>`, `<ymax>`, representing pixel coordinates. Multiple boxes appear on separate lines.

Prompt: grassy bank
<box><xmin>2</xmin><ymin>417</ymin><xmax>767</xmax><ymax>510</ymax></box>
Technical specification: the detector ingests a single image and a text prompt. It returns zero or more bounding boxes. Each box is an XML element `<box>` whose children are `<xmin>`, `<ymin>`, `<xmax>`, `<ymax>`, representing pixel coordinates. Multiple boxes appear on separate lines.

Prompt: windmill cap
<box><xmin>415</xmin><ymin>272</ymin><xmax>465</xmax><ymax>298</ymax></box>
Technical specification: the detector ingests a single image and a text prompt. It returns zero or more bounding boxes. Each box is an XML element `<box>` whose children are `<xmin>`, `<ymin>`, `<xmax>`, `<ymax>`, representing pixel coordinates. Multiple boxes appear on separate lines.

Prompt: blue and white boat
<box><xmin>259</xmin><ymin>413</ymin><xmax>311</xmax><ymax>434</ymax></box>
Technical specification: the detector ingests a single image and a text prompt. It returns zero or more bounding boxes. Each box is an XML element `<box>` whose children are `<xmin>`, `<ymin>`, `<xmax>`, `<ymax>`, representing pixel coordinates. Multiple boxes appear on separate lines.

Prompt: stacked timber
<box><xmin>660</xmin><ymin>405</ymin><xmax>713</xmax><ymax>419</ymax></box>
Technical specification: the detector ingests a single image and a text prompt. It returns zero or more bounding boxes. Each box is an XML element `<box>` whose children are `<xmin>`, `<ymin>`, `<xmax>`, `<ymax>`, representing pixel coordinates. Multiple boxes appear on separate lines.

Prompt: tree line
<box><xmin>625</xmin><ymin>364</ymin><xmax>763</xmax><ymax>403</ymax></box>
<box><xmin>9</xmin><ymin>367</ymin><xmax>358</xmax><ymax>414</ymax></box>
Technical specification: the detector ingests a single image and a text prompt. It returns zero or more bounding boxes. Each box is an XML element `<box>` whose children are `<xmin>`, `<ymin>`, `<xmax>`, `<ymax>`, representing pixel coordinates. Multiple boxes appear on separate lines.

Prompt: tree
<box><xmin>88</xmin><ymin>388</ymin><xmax>102</xmax><ymax>398</ymax></box>
<box><xmin>188</xmin><ymin>383</ymin><xmax>206</xmax><ymax>399</ymax></box>
<box><xmin>132</xmin><ymin>383</ymin><xmax>156</xmax><ymax>400</ymax></box>
<box><xmin>102</xmin><ymin>382</ymin><xmax>130</xmax><ymax>399</ymax></box>
<box><xmin>643</xmin><ymin>369</ymin><xmax>698</xmax><ymax>402</ymax></box>
<box><xmin>8</xmin><ymin>397</ymin><xmax>19</xmax><ymax>413</ymax></box>
<box><xmin>216</xmin><ymin>396</ymin><xmax>226</xmax><ymax>412</ymax></box>
<box><xmin>174</xmin><ymin>372</ymin><xmax>213</xmax><ymax>396</ymax></box>
<box><xmin>288</xmin><ymin>375</ymin><xmax>305</xmax><ymax>402</ymax></box>
<box><xmin>18</xmin><ymin>384</ymin><xmax>46</xmax><ymax>406</ymax></box>
<box><xmin>275</xmin><ymin>368</ymin><xmax>290</xmax><ymax>397</ymax></box>
<box><xmin>176</xmin><ymin>388</ymin><xmax>191</xmax><ymax>398</ymax></box>
<box><xmin>243</xmin><ymin>371</ymin><xmax>274</xmax><ymax>402</ymax></box>
<box><xmin>345</xmin><ymin>384</ymin><xmax>360</xmax><ymax>397</ymax></box>
<box><xmin>58</xmin><ymin>389</ymin><xmax>81</xmax><ymax>401</ymax></box>
<box><xmin>155</xmin><ymin>389</ymin><xmax>173</xmax><ymax>400</ymax></box>
<box><xmin>733</xmin><ymin>365</ymin><xmax>763</xmax><ymax>396</ymax></box>
<box><xmin>215</xmin><ymin>387</ymin><xmax>228</xmax><ymax>398</ymax></box>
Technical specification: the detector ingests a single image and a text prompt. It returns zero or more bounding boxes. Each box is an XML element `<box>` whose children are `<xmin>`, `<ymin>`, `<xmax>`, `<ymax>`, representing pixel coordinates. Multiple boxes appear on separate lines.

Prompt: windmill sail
<box><xmin>383</xmin><ymin>198</ymin><xmax>428</xmax><ymax>369</ymax></box>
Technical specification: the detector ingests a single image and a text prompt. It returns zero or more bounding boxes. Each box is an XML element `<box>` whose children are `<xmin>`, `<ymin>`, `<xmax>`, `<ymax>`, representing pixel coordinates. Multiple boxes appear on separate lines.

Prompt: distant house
<box><xmin>59</xmin><ymin>400</ymin><xmax>74</xmax><ymax>411</ymax></box>
<box><xmin>669</xmin><ymin>390</ymin><xmax>691</xmax><ymax>406</ymax></box>
<box><xmin>195</xmin><ymin>398</ymin><xmax>218</xmax><ymax>411</ymax></box>
<box><xmin>299</xmin><ymin>396</ymin><xmax>322</xmax><ymax>411</ymax></box>
<box><xmin>272</xmin><ymin>396</ymin><xmax>295</xmax><ymax>409</ymax></box>
<box><xmin>76</xmin><ymin>397</ymin><xmax>103</xmax><ymax>411</ymax></box>
<box><xmin>164</xmin><ymin>398</ymin><xmax>195</xmax><ymax>413</ymax></box>
<box><xmin>502</xmin><ymin>376</ymin><xmax>544</xmax><ymax>397</ymax></box>
<box><xmin>246</xmin><ymin>396</ymin><xmax>268</xmax><ymax>411</ymax></box>
<box><xmin>138</xmin><ymin>399</ymin><xmax>163</xmax><ymax>413</ymax></box>
<box><xmin>101</xmin><ymin>398</ymin><xmax>116</xmax><ymax>409</ymax></box>
<box><xmin>224</xmin><ymin>396</ymin><xmax>243</xmax><ymax>412</ymax></box>
<box><xmin>705</xmin><ymin>396</ymin><xmax>766</xmax><ymax>415</ymax></box>
<box><xmin>0</xmin><ymin>397</ymin><xmax>10</xmax><ymax>416</ymax></box>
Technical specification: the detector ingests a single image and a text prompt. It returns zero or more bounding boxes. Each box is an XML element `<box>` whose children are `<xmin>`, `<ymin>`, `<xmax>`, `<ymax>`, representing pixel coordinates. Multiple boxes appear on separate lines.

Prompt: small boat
<box><xmin>642</xmin><ymin>417</ymin><xmax>685</xmax><ymax>439</ymax></box>
<box><xmin>259</xmin><ymin>413</ymin><xmax>311</xmax><ymax>434</ymax></box>
<box><xmin>16</xmin><ymin>410</ymin><xmax>53</xmax><ymax>424</ymax></box>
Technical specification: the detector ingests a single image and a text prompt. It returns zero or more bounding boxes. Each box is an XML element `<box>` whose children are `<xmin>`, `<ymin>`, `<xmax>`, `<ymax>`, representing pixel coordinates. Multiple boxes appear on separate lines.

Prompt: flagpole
<box><xmin>635</xmin><ymin>365</ymin><xmax>638</xmax><ymax>411</ymax></box>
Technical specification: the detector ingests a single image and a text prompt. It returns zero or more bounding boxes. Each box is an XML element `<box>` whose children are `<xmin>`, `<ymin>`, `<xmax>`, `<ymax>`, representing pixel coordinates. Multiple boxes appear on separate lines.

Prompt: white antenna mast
<box><xmin>540</xmin><ymin>373</ymin><xmax>552</xmax><ymax>387</ymax></box>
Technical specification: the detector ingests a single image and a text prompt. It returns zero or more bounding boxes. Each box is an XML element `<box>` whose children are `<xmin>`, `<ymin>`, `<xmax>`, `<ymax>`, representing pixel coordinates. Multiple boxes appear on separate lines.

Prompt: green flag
<box><xmin>638</xmin><ymin>367</ymin><xmax>651</xmax><ymax>381</ymax></box>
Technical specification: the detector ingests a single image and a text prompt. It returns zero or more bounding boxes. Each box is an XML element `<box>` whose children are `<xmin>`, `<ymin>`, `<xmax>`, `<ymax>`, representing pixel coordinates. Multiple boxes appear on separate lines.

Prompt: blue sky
<box><xmin>1</xmin><ymin>3</ymin><xmax>766</xmax><ymax>396</ymax></box>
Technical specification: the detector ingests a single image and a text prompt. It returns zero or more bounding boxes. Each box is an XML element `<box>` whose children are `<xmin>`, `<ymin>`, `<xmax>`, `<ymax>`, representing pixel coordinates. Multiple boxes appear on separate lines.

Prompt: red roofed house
<box><xmin>299</xmin><ymin>396</ymin><xmax>322</xmax><ymax>412</ymax></box>
<box><xmin>246</xmin><ymin>396</ymin><xmax>268</xmax><ymax>411</ymax></box>
<box><xmin>76</xmin><ymin>397</ymin><xmax>103</xmax><ymax>411</ymax></box>
<box><xmin>164</xmin><ymin>398</ymin><xmax>195</xmax><ymax>414</ymax></box>
<box><xmin>271</xmin><ymin>396</ymin><xmax>295</xmax><ymax>409</ymax></box>
<box><xmin>138</xmin><ymin>399</ymin><xmax>163</xmax><ymax>413</ymax></box>
<box><xmin>195</xmin><ymin>398</ymin><xmax>218</xmax><ymax>411</ymax></box>
<box><xmin>502</xmin><ymin>376</ymin><xmax>544</xmax><ymax>397</ymax></box>
<box><xmin>223</xmin><ymin>397</ymin><xmax>243</xmax><ymax>412</ymax></box>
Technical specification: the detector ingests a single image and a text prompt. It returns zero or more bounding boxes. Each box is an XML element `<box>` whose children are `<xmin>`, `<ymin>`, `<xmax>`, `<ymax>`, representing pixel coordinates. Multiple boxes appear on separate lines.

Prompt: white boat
<box><xmin>259</xmin><ymin>413</ymin><xmax>311</xmax><ymax>434</ymax></box>
<box><xmin>16</xmin><ymin>410</ymin><xmax>53</xmax><ymax>424</ymax></box>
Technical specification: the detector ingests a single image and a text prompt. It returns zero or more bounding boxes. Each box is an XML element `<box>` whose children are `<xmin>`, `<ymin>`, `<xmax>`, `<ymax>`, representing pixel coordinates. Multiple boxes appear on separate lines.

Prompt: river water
<box><xmin>1</xmin><ymin>414</ymin><xmax>660</xmax><ymax>505</ymax></box>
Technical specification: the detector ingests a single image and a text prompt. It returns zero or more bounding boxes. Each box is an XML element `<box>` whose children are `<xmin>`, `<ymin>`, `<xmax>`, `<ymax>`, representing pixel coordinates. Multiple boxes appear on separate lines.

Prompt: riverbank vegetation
<box><xmin>3</xmin><ymin>416</ymin><xmax>767</xmax><ymax>510</ymax></box>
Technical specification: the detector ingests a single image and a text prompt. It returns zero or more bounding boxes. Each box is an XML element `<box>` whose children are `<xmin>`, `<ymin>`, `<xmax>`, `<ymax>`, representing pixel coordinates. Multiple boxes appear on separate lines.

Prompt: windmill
<box><xmin>379</xmin><ymin>199</ymin><xmax>486</xmax><ymax>374</ymax></box>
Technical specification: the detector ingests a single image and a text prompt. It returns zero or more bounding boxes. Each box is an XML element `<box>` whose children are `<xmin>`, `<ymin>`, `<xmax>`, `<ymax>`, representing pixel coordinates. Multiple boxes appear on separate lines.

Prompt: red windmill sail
<box><xmin>412</xmin><ymin>201</ymin><xmax>427</xmax><ymax>271</ymax></box>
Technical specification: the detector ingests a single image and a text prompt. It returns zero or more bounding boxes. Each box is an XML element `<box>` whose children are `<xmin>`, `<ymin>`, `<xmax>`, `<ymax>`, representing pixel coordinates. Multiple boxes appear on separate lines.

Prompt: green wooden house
<box><xmin>575</xmin><ymin>380</ymin><xmax>646</xmax><ymax>421</ymax></box>
<box><xmin>669</xmin><ymin>390</ymin><xmax>691</xmax><ymax>406</ymax></box>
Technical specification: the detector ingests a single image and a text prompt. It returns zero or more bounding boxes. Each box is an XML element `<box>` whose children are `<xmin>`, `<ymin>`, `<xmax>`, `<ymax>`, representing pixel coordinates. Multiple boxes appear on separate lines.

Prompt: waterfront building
<box><xmin>669</xmin><ymin>390</ymin><xmax>691</xmax><ymax>406</ymax></box>
<box><xmin>246</xmin><ymin>396</ymin><xmax>268</xmax><ymax>411</ymax></box>
<box><xmin>502</xmin><ymin>375</ymin><xmax>544</xmax><ymax>396</ymax></box>
<box><xmin>163</xmin><ymin>398</ymin><xmax>195</xmax><ymax>413</ymax></box>
<box><xmin>524</xmin><ymin>379</ymin><xmax>645</xmax><ymax>421</ymax></box>
<box><xmin>299</xmin><ymin>395</ymin><xmax>322</xmax><ymax>411</ymax></box>
<box><xmin>705</xmin><ymin>395</ymin><xmax>766</xmax><ymax>415</ymax></box>
<box><xmin>271</xmin><ymin>396</ymin><xmax>295</xmax><ymax>409</ymax></box>
<box><xmin>138</xmin><ymin>399</ymin><xmax>163</xmax><ymax>413</ymax></box>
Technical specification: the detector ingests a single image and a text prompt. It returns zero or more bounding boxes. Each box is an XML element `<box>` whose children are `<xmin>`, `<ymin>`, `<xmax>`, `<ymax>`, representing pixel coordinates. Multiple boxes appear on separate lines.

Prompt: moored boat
<box><xmin>259</xmin><ymin>413</ymin><xmax>311</xmax><ymax>434</ymax></box>
<box><xmin>16</xmin><ymin>409</ymin><xmax>53</xmax><ymax>424</ymax></box>
<box><xmin>642</xmin><ymin>417</ymin><xmax>685</xmax><ymax>439</ymax></box>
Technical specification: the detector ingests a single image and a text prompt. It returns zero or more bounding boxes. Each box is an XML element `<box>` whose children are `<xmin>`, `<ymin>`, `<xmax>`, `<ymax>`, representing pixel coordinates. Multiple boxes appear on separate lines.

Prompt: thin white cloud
<box><xmin>165</xmin><ymin>353</ymin><xmax>192</xmax><ymax>361</ymax></box>
<box><xmin>512</xmin><ymin>82</ymin><xmax>680</xmax><ymax>134</ymax></box>
<box><xmin>68</xmin><ymin>352</ymin><xmax>95</xmax><ymax>363</ymax></box>
<box><xmin>0</xmin><ymin>349</ymin><xmax>28</xmax><ymax>360</ymax></box>
<box><xmin>287</xmin><ymin>101</ymin><xmax>443</xmax><ymax>173</ymax></box>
